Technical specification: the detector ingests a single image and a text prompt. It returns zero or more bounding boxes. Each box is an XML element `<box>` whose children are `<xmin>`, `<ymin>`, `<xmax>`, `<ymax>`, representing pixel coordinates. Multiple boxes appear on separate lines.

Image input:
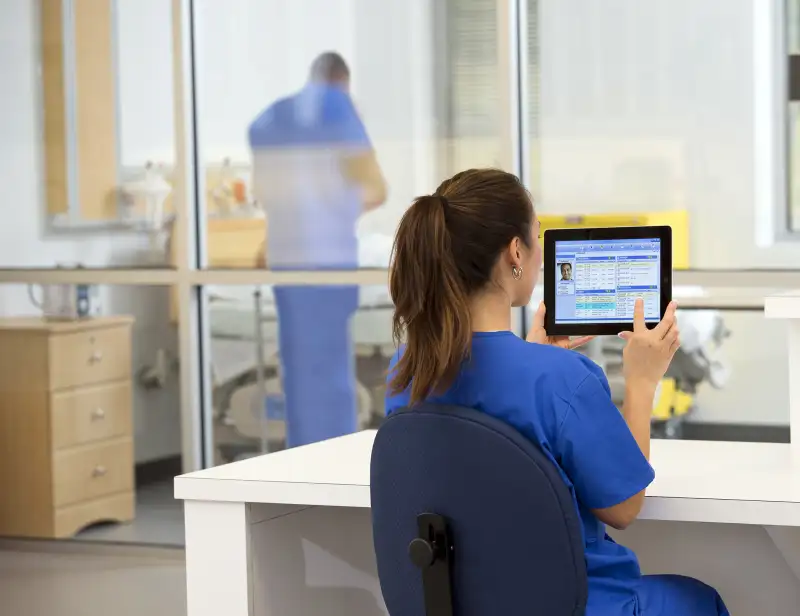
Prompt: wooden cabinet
<box><xmin>0</xmin><ymin>316</ymin><xmax>135</xmax><ymax>538</ymax></box>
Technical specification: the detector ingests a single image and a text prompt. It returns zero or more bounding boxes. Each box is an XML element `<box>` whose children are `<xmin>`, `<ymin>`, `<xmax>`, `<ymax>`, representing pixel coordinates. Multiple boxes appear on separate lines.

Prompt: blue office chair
<box><xmin>370</xmin><ymin>405</ymin><xmax>587</xmax><ymax>616</ymax></box>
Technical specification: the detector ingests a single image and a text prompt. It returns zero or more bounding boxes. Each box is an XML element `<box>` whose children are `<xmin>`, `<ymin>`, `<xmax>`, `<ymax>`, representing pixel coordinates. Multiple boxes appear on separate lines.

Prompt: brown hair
<box><xmin>389</xmin><ymin>168</ymin><xmax>534</xmax><ymax>405</ymax></box>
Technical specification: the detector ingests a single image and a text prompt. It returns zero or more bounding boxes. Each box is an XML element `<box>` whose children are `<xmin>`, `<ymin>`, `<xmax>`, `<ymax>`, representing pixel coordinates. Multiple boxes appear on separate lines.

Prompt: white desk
<box><xmin>176</xmin><ymin>433</ymin><xmax>800</xmax><ymax>615</ymax></box>
<box><xmin>766</xmin><ymin>291</ymin><xmax>800</xmax><ymax>444</ymax></box>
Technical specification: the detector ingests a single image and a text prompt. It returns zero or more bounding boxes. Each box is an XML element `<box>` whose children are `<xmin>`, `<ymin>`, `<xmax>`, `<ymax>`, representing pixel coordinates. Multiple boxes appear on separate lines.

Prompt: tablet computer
<box><xmin>543</xmin><ymin>226</ymin><xmax>672</xmax><ymax>336</ymax></box>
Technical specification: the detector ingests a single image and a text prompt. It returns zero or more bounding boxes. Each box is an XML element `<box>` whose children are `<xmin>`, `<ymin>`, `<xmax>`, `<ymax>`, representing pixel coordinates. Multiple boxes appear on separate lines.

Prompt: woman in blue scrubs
<box><xmin>385</xmin><ymin>169</ymin><xmax>729</xmax><ymax>616</ymax></box>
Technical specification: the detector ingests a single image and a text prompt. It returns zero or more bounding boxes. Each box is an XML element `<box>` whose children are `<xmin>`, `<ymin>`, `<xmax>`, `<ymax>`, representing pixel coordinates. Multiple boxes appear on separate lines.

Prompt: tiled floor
<box><xmin>77</xmin><ymin>481</ymin><xmax>185</xmax><ymax>546</ymax></box>
<box><xmin>0</xmin><ymin>545</ymin><xmax>186</xmax><ymax>616</ymax></box>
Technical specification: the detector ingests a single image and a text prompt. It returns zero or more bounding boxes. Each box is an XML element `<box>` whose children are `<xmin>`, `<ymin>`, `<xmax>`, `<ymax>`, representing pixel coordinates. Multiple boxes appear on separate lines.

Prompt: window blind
<box><xmin>442</xmin><ymin>0</ymin><xmax>540</xmax><ymax>175</ymax></box>
<box><xmin>446</xmin><ymin>0</ymin><xmax>499</xmax><ymax>137</ymax></box>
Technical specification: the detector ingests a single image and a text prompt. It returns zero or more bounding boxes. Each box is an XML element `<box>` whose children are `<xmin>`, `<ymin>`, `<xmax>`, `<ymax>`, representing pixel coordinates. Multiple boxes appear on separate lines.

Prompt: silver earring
<box><xmin>512</xmin><ymin>266</ymin><xmax>523</xmax><ymax>280</ymax></box>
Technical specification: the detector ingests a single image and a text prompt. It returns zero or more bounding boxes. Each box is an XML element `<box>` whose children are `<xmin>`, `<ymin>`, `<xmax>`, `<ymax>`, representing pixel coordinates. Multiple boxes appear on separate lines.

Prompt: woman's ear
<box><xmin>507</xmin><ymin>237</ymin><xmax>522</xmax><ymax>268</ymax></box>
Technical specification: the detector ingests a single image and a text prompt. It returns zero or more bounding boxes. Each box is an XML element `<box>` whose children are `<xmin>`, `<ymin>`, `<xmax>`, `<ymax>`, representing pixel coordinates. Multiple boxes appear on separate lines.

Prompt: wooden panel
<box><xmin>0</xmin><ymin>330</ymin><xmax>50</xmax><ymax>391</ymax></box>
<box><xmin>0</xmin><ymin>329</ymin><xmax>54</xmax><ymax>537</ymax></box>
<box><xmin>74</xmin><ymin>0</ymin><xmax>118</xmax><ymax>220</ymax></box>
<box><xmin>206</xmin><ymin>218</ymin><xmax>266</xmax><ymax>268</ymax></box>
<box><xmin>53</xmin><ymin>437</ymin><xmax>134</xmax><ymax>508</ymax></box>
<box><xmin>41</xmin><ymin>0</ymin><xmax>119</xmax><ymax>220</ymax></box>
<box><xmin>54</xmin><ymin>491</ymin><xmax>134</xmax><ymax>538</ymax></box>
<box><xmin>41</xmin><ymin>0</ymin><xmax>69</xmax><ymax>215</ymax></box>
<box><xmin>51</xmin><ymin>381</ymin><xmax>132</xmax><ymax>449</ymax></box>
<box><xmin>0</xmin><ymin>315</ymin><xmax>133</xmax><ymax>334</ymax></box>
<box><xmin>0</xmin><ymin>390</ymin><xmax>56</xmax><ymax>538</ymax></box>
<box><xmin>169</xmin><ymin>216</ymin><xmax>266</xmax><ymax>269</ymax></box>
<box><xmin>49</xmin><ymin>324</ymin><xmax>132</xmax><ymax>390</ymax></box>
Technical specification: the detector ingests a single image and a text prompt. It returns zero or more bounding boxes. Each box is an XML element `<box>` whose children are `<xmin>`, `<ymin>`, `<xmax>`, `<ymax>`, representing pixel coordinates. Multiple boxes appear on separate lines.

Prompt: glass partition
<box><xmin>524</xmin><ymin>288</ymin><xmax>790</xmax><ymax>443</ymax></box>
<box><xmin>192</xmin><ymin>0</ymin><xmax>507</xmax><ymax>270</ymax></box>
<box><xmin>528</xmin><ymin>0</ymin><xmax>800</xmax><ymax>269</ymax></box>
<box><xmin>206</xmin><ymin>284</ymin><xmax>393</xmax><ymax>464</ymax></box>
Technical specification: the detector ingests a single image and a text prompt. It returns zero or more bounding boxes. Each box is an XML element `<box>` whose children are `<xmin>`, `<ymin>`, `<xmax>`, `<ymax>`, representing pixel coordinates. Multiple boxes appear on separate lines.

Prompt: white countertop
<box><xmin>765</xmin><ymin>290</ymin><xmax>800</xmax><ymax>319</ymax></box>
<box><xmin>175</xmin><ymin>432</ymin><xmax>800</xmax><ymax>526</ymax></box>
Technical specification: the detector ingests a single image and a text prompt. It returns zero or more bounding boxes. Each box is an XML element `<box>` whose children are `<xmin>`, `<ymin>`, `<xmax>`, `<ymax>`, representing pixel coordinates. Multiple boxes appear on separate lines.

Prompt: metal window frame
<box><xmin>754</xmin><ymin>0</ymin><xmax>800</xmax><ymax>244</ymax></box>
<box><xmin>4</xmin><ymin>0</ymin><xmax>800</xmax><ymax>472</ymax></box>
<box><xmin>786</xmin><ymin>0</ymin><xmax>800</xmax><ymax>235</ymax></box>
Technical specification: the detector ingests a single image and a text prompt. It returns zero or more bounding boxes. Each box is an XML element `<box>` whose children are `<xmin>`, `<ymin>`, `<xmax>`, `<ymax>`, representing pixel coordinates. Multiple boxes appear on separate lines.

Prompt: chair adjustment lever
<box><xmin>407</xmin><ymin>513</ymin><xmax>455</xmax><ymax>616</ymax></box>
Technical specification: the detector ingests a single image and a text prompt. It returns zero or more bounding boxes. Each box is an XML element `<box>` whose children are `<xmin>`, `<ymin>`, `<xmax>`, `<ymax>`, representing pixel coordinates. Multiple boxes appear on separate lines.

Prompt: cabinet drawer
<box><xmin>53</xmin><ymin>438</ymin><xmax>133</xmax><ymax>507</ymax></box>
<box><xmin>49</xmin><ymin>326</ymin><xmax>131</xmax><ymax>390</ymax></box>
<box><xmin>54</xmin><ymin>492</ymin><xmax>135</xmax><ymax>538</ymax></box>
<box><xmin>51</xmin><ymin>381</ymin><xmax>132</xmax><ymax>449</ymax></box>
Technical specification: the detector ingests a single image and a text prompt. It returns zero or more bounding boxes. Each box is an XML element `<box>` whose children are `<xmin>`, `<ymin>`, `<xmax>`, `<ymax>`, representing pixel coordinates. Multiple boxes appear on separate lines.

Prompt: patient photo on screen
<box><xmin>556</xmin><ymin>261</ymin><xmax>575</xmax><ymax>296</ymax></box>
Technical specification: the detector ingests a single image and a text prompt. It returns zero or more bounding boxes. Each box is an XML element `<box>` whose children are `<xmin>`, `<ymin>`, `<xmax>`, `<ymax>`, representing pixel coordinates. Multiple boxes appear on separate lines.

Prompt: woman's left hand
<box><xmin>526</xmin><ymin>302</ymin><xmax>595</xmax><ymax>350</ymax></box>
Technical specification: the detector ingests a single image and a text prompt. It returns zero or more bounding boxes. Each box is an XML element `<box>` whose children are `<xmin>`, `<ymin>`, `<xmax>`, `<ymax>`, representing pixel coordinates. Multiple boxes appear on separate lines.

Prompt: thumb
<box><xmin>618</xmin><ymin>331</ymin><xmax>633</xmax><ymax>341</ymax></box>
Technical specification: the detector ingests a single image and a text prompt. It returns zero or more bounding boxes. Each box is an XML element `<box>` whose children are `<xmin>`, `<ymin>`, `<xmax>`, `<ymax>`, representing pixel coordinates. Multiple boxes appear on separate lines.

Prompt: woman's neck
<box><xmin>469</xmin><ymin>291</ymin><xmax>512</xmax><ymax>333</ymax></box>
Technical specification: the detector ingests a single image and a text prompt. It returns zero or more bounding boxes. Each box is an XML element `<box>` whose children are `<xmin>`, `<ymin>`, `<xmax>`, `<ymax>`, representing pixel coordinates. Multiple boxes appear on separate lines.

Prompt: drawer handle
<box><xmin>91</xmin><ymin>408</ymin><xmax>106</xmax><ymax>421</ymax></box>
<box><xmin>89</xmin><ymin>351</ymin><xmax>103</xmax><ymax>364</ymax></box>
<box><xmin>92</xmin><ymin>465</ymin><xmax>107</xmax><ymax>478</ymax></box>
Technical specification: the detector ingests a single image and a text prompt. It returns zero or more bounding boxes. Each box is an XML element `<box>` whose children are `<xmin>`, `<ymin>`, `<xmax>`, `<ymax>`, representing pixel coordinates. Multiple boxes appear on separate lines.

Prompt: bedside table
<box><xmin>0</xmin><ymin>316</ymin><xmax>135</xmax><ymax>538</ymax></box>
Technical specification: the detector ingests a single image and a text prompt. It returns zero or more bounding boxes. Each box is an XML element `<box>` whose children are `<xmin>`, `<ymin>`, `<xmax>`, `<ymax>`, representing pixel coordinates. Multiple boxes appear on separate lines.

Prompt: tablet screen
<box><xmin>554</xmin><ymin>238</ymin><xmax>661</xmax><ymax>324</ymax></box>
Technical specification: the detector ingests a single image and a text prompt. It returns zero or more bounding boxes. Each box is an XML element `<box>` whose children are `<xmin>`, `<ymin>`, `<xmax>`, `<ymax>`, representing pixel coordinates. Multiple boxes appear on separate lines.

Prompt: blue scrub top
<box><xmin>386</xmin><ymin>332</ymin><xmax>655</xmax><ymax>616</ymax></box>
<box><xmin>248</xmin><ymin>84</ymin><xmax>371</xmax><ymax>270</ymax></box>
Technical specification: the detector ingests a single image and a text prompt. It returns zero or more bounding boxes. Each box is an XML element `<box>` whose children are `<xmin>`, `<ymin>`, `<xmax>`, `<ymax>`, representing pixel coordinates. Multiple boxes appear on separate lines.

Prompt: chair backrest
<box><xmin>370</xmin><ymin>404</ymin><xmax>587</xmax><ymax>616</ymax></box>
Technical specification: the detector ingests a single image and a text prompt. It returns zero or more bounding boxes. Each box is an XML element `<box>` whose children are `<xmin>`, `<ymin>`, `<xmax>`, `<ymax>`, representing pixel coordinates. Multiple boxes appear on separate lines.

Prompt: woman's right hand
<box><xmin>619</xmin><ymin>299</ymin><xmax>680</xmax><ymax>392</ymax></box>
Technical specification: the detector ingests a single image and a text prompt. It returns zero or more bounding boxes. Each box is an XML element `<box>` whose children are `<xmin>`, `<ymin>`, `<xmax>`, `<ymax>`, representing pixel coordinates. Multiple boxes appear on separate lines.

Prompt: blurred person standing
<box><xmin>249</xmin><ymin>52</ymin><xmax>387</xmax><ymax>447</ymax></box>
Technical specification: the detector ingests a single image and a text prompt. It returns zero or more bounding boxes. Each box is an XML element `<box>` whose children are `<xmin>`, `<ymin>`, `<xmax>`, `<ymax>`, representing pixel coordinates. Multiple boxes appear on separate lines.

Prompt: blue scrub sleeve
<box><xmin>329</xmin><ymin>96</ymin><xmax>371</xmax><ymax>150</ymax></box>
<box><xmin>556</xmin><ymin>369</ymin><xmax>655</xmax><ymax>511</ymax></box>
<box><xmin>337</xmin><ymin>103</ymin><xmax>372</xmax><ymax>154</ymax></box>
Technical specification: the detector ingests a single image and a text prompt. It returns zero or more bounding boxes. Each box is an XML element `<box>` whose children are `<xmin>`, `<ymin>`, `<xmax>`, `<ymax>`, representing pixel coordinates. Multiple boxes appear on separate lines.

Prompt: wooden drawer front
<box><xmin>53</xmin><ymin>438</ymin><xmax>133</xmax><ymax>507</ymax></box>
<box><xmin>54</xmin><ymin>492</ymin><xmax>135</xmax><ymax>538</ymax></box>
<box><xmin>49</xmin><ymin>326</ymin><xmax>131</xmax><ymax>390</ymax></box>
<box><xmin>51</xmin><ymin>381</ymin><xmax>132</xmax><ymax>449</ymax></box>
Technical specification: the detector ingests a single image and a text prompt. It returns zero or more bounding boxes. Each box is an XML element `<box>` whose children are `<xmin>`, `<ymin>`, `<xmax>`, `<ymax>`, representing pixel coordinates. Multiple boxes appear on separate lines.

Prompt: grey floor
<box><xmin>77</xmin><ymin>481</ymin><xmax>185</xmax><ymax>547</ymax></box>
<box><xmin>0</xmin><ymin>482</ymin><xmax>187</xmax><ymax>616</ymax></box>
<box><xmin>0</xmin><ymin>545</ymin><xmax>186</xmax><ymax>616</ymax></box>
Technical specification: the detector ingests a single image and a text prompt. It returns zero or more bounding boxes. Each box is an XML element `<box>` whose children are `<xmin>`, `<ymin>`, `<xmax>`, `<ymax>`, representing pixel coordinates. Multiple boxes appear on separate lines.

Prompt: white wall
<box><xmin>537</xmin><ymin>0</ymin><xmax>794</xmax><ymax>425</ymax></box>
<box><xmin>0</xmin><ymin>0</ymin><xmax>181</xmax><ymax>462</ymax></box>
<box><xmin>116</xmin><ymin>0</ymin><xmax>175</xmax><ymax>167</ymax></box>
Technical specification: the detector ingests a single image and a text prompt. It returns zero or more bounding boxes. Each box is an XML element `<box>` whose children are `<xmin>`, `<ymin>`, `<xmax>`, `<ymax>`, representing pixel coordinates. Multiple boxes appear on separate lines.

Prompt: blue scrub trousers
<box><xmin>274</xmin><ymin>285</ymin><xmax>359</xmax><ymax>448</ymax></box>
<box><xmin>635</xmin><ymin>575</ymin><xmax>729</xmax><ymax>615</ymax></box>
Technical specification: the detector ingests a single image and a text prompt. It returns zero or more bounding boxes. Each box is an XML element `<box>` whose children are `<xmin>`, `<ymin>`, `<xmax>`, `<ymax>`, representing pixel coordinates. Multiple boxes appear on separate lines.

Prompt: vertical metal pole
<box><xmin>254</xmin><ymin>288</ymin><xmax>269</xmax><ymax>454</ymax></box>
<box><xmin>496</xmin><ymin>0</ymin><xmax>522</xmax><ymax>174</ymax></box>
<box><xmin>174</xmin><ymin>0</ymin><xmax>211</xmax><ymax>470</ymax></box>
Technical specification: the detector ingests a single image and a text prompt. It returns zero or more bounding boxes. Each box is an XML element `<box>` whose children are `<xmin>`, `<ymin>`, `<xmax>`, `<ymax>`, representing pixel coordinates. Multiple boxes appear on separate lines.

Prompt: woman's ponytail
<box><xmin>388</xmin><ymin>169</ymin><xmax>534</xmax><ymax>406</ymax></box>
<box><xmin>389</xmin><ymin>194</ymin><xmax>471</xmax><ymax>405</ymax></box>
